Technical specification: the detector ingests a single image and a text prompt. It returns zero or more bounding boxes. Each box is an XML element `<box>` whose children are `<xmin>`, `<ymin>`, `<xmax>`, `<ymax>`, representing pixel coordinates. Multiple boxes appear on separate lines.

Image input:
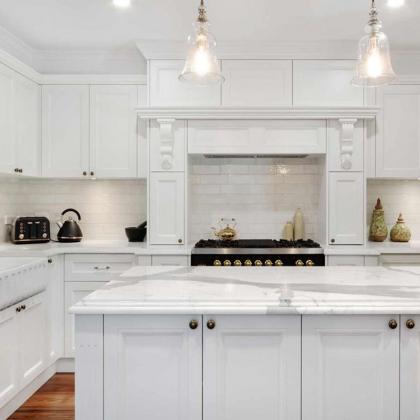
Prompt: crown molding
<box><xmin>41</xmin><ymin>74</ymin><xmax>147</xmax><ymax>85</ymax></box>
<box><xmin>137</xmin><ymin>107</ymin><xmax>379</xmax><ymax>120</ymax></box>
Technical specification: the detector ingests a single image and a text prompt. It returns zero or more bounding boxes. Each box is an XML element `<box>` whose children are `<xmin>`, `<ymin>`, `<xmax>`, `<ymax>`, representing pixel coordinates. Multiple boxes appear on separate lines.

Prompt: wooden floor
<box><xmin>8</xmin><ymin>374</ymin><xmax>75</xmax><ymax>420</ymax></box>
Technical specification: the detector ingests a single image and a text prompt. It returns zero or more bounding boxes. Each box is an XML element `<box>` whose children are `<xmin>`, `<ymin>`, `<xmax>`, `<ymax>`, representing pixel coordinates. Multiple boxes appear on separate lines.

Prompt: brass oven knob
<box><xmin>233</xmin><ymin>260</ymin><xmax>242</xmax><ymax>266</ymax></box>
<box><xmin>274</xmin><ymin>259</ymin><xmax>283</xmax><ymax>266</ymax></box>
<box><xmin>223</xmin><ymin>260</ymin><xmax>232</xmax><ymax>266</ymax></box>
<box><xmin>295</xmin><ymin>260</ymin><xmax>305</xmax><ymax>267</ymax></box>
<box><xmin>255</xmin><ymin>260</ymin><xmax>263</xmax><ymax>266</ymax></box>
<box><xmin>265</xmin><ymin>260</ymin><xmax>273</xmax><ymax>266</ymax></box>
<box><xmin>189</xmin><ymin>320</ymin><xmax>199</xmax><ymax>330</ymax></box>
<box><xmin>244</xmin><ymin>260</ymin><xmax>253</xmax><ymax>266</ymax></box>
<box><xmin>213</xmin><ymin>260</ymin><xmax>222</xmax><ymax>266</ymax></box>
<box><xmin>388</xmin><ymin>319</ymin><xmax>398</xmax><ymax>330</ymax></box>
<box><xmin>306</xmin><ymin>260</ymin><xmax>315</xmax><ymax>266</ymax></box>
<box><xmin>406</xmin><ymin>319</ymin><xmax>416</xmax><ymax>329</ymax></box>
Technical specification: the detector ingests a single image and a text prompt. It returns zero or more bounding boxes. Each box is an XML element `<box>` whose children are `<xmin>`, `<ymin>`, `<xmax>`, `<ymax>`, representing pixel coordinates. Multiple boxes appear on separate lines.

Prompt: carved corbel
<box><xmin>338</xmin><ymin>119</ymin><xmax>358</xmax><ymax>170</ymax></box>
<box><xmin>157</xmin><ymin>118</ymin><xmax>175</xmax><ymax>170</ymax></box>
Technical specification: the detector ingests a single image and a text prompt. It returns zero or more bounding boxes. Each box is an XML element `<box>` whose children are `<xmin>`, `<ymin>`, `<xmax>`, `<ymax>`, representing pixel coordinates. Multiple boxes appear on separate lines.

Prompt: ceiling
<box><xmin>0</xmin><ymin>0</ymin><xmax>419</xmax><ymax>52</ymax></box>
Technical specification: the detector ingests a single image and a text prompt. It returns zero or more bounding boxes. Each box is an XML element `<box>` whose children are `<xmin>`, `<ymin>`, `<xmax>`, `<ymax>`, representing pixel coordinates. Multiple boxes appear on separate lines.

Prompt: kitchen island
<box><xmin>72</xmin><ymin>266</ymin><xmax>420</xmax><ymax>420</ymax></box>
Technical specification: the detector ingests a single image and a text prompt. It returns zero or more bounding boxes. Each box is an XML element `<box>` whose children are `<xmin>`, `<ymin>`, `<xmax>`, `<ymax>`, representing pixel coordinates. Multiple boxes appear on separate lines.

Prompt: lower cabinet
<box><xmin>65</xmin><ymin>281</ymin><xmax>107</xmax><ymax>357</ymax></box>
<box><xmin>302</xmin><ymin>315</ymin><xmax>399</xmax><ymax>420</ymax></box>
<box><xmin>103</xmin><ymin>315</ymin><xmax>301</xmax><ymax>420</ymax></box>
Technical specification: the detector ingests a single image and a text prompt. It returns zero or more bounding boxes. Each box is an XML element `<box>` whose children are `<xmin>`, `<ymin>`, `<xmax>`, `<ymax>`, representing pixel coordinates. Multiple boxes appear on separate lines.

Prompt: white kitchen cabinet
<box><xmin>380</xmin><ymin>254</ymin><xmax>420</xmax><ymax>266</ymax></box>
<box><xmin>222</xmin><ymin>60</ymin><xmax>292</xmax><ymax>106</ymax></box>
<box><xmin>149</xmin><ymin>60</ymin><xmax>221</xmax><ymax>107</ymax></box>
<box><xmin>150</xmin><ymin>120</ymin><xmax>186</xmax><ymax>172</ymax></box>
<box><xmin>293</xmin><ymin>60</ymin><xmax>364</xmax><ymax>106</ymax></box>
<box><xmin>327</xmin><ymin>255</ymin><xmax>365</xmax><ymax>266</ymax></box>
<box><xmin>90</xmin><ymin>85</ymin><xmax>138</xmax><ymax>178</ymax></box>
<box><xmin>327</xmin><ymin>120</ymin><xmax>364</xmax><ymax>172</ymax></box>
<box><xmin>401</xmin><ymin>315</ymin><xmax>420</xmax><ymax>420</ymax></box>
<box><xmin>203</xmin><ymin>315</ymin><xmax>301</xmax><ymax>420</ymax></box>
<box><xmin>151</xmin><ymin>255</ymin><xmax>189</xmax><ymax>266</ymax></box>
<box><xmin>18</xmin><ymin>293</ymin><xmax>47</xmax><ymax>388</ymax></box>
<box><xmin>188</xmin><ymin>120</ymin><xmax>327</xmax><ymax>155</ymax></box>
<box><xmin>0</xmin><ymin>305</ymin><xmax>18</xmax><ymax>407</ymax></box>
<box><xmin>42</xmin><ymin>85</ymin><xmax>90</xmax><ymax>177</ymax></box>
<box><xmin>104</xmin><ymin>315</ymin><xmax>202</xmax><ymax>420</ymax></box>
<box><xmin>149</xmin><ymin>172</ymin><xmax>185</xmax><ymax>245</ymax></box>
<box><xmin>14</xmin><ymin>73</ymin><xmax>41</xmax><ymax>176</ymax></box>
<box><xmin>64</xmin><ymin>254</ymin><xmax>135</xmax><ymax>282</ymax></box>
<box><xmin>0</xmin><ymin>63</ymin><xmax>15</xmax><ymax>174</ymax></box>
<box><xmin>64</xmin><ymin>281</ymin><xmax>106</xmax><ymax>357</ymax></box>
<box><xmin>302</xmin><ymin>315</ymin><xmax>399</xmax><ymax>420</ymax></box>
<box><xmin>376</xmin><ymin>85</ymin><xmax>420</xmax><ymax>178</ymax></box>
<box><xmin>328</xmin><ymin>172</ymin><xmax>364</xmax><ymax>245</ymax></box>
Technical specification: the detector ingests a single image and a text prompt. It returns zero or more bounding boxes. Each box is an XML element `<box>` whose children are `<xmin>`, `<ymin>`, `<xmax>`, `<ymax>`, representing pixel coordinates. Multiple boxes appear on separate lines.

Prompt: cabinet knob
<box><xmin>14</xmin><ymin>168</ymin><xmax>18</xmax><ymax>173</ymax></box>
<box><xmin>207</xmin><ymin>319</ymin><xmax>216</xmax><ymax>330</ymax></box>
<box><xmin>16</xmin><ymin>306</ymin><xmax>21</xmax><ymax>313</ymax></box>
<box><xmin>406</xmin><ymin>319</ymin><xmax>416</xmax><ymax>330</ymax></box>
<box><xmin>21</xmin><ymin>305</ymin><xmax>26</xmax><ymax>311</ymax></box>
<box><xmin>388</xmin><ymin>319</ymin><xmax>398</xmax><ymax>330</ymax></box>
<box><xmin>178</xmin><ymin>239</ymin><xmax>183</xmax><ymax>244</ymax></box>
<box><xmin>48</xmin><ymin>258</ymin><xmax>53</xmax><ymax>264</ymax></box>
<box><xmin>189</xmin><ymin>320</ymin><xmax>199</xmax><ymax>330</ymax></box>
<box><xmin>90</xmin><ymin>171</ymin><xmax>94</xmax><ymax>176</ymax></box>
<box><xmin>83</xmin><ymin>171</ymin><xmax>87</xmax><ymax>176</ymax></box>
<box><xmin>331</xmin><ymin>239</ymin><xmax>336</xmax><ymax>244</ymax></box>
<box><xmin>19</xmin><ymin>169</ymin><xmax>23</xmax><ymax>173</ymax></box>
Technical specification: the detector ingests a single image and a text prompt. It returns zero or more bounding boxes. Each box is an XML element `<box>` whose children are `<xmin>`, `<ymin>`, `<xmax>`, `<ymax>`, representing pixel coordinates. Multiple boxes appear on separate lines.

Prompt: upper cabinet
<box><xmin>43</xmin><ymin>84</ymin><xmax>141</xmax><ymax>178</ymax></box>
<box><xmin>293</xmin><ymin>60</ymin><xmax>364</xmax><ymax>106</ymax></box>
<box><xmin>0</xmin><ymin>63</ymin><xmax>41</xmax><ymax>176</ymax></box>
<box><xmin>42</xmin><ymin>85</ymin><xmax>90</xmax><ymax>178</ymax></box>
<box><xmin>375</xmin><ymin>84</ymin><xmax>420</xmax><ymax>179</ymax></box>
<box><xmin>149</xmin><ymin>60</ymin><xmax>221</xmax><ymax>107</ymax></box>
<box><xmin>221</xmin><ymin>60</ymin><xmax>292</xmax><ymax>106</ymax></box>
<box><xmin>90</xmin><ymin>85</ymin><xmax>138</xmax><ymax>178</ymax></box>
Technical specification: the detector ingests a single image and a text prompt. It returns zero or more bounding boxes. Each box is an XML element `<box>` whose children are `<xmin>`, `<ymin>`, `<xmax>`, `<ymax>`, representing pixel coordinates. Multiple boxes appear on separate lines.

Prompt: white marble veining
<box><xmin>70</xmin><ymin>266</ymin><xmax>420</xmax><ymax>315</ymax></box>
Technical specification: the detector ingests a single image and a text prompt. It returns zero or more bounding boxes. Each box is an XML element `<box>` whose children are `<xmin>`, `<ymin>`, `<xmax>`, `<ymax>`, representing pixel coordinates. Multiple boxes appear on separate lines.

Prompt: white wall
<box><xmin>189</xmin><ymin>156</ymin><xmax>323</xmax><ymax>242</ymax></box>
<box><xmin>367</xmin><ymin>179</ymin><xmax>420</xmax><ymax>240</ymax></box>
<box><xmin>0</xmin><ymin>178</ymin><xmax>147</xmax><ymax>243</ymax></box>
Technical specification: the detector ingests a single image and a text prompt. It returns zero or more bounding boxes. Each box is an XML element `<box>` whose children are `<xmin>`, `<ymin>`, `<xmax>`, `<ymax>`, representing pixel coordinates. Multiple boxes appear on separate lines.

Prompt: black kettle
<box><xmin>57</xmin><ymin>208</ymin><xmax>83</xmax><ymax>243</ymax></box>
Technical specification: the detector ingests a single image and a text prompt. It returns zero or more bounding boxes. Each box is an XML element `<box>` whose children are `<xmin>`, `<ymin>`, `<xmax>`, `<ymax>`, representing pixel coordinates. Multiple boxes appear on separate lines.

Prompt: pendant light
<box><xmin>352</xmin><ymin>0</ymin><xmax>396</xmax><ymax>87</ymax></box>
<box><xmin>179</xmin><ymin>0</ymin><xmax>224</xmax><ymax>85</ymax></box>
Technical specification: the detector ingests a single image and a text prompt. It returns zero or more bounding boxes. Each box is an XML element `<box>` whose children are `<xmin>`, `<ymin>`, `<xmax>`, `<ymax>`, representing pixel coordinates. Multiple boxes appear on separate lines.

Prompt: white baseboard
<box><xmin>0</xmin><ymin>365</ymin><xmax>56</xmax><ymax>420</ymax></box>
<box><xmin>56</xmin><ymin>358</ymin><xmax>75</xmax><ymax>373</ymax></box>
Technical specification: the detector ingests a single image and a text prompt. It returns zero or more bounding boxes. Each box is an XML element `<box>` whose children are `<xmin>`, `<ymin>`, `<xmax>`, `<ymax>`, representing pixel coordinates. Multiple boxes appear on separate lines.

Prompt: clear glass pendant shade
<box><xmin>353</xmin><ymin>1</ymin><xmax>396</xmax><ymax>87</ymax></box>
<box><xmin>179</xmin><ymin>1</ymin><xmax>224</xmax><ymax>85</ymax></box>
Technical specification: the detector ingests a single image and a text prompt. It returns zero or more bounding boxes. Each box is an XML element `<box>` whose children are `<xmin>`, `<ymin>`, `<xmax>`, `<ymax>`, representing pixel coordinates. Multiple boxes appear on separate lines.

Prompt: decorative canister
<box><xmin>283</xmin><ymin>221</ymin><xmax>294</xmax><ymax>241</ymax></box>
<box><xmin>293</xmin><ymin>208</ymin><xmax>304</xmax><ymax>241</ymax></box>
<box><xmin>390</xmin><ymin>214</ymin><xmax>411</xmax><ymax>242</ymax></box>
<box><xmin>369</xmin><ymin>198</ymin><xmax>388</xmax><ymax>242</ymax></box>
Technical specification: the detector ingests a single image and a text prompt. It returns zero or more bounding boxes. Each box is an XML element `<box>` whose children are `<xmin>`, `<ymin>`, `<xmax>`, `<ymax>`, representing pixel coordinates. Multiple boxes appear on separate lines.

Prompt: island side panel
<box><xmin>75</xmin><ymin>315</ymin><xmax>104</xmax><ymax>420</ymax></box>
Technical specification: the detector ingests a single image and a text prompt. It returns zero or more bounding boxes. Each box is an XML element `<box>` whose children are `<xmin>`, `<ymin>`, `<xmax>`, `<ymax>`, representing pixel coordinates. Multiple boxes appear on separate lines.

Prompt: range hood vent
<box><xmin>203</xmin><ymin>154</ymin><xmax>309</xmax><ymax>159</ymax></box>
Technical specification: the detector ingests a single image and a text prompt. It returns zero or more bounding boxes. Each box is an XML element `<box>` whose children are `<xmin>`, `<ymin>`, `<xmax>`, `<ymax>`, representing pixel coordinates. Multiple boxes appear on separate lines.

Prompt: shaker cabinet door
<box><xmin>203</xmin><ymin>315</ymin><xmax>301</xmax><ymax>420</ymax></box>
<box><xmin>376</xmin><ymin>85</ymin><xmax>420</xmax><ymax>178</ymax></box>
<box><xmin>104</xmin><ymin>315</ymin><xmax>202</xmax><ymax>420</ymax></box>
<box><xmin>302</xmin><ymin>315</ymin><xmax>399</xmax><ymax>420</ymax></box>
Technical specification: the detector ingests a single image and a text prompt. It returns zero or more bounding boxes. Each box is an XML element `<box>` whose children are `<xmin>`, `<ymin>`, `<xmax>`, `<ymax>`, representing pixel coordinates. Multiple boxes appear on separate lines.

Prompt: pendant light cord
<box><xmin>197</xmin><ymin>0</ymin><xmax>208</xmax><ymax>23</ymax></box>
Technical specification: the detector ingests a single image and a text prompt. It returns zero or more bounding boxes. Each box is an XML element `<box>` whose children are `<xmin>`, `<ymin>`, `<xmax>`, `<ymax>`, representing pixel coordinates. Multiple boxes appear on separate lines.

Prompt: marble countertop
<box><xmin>70</xmin><ymin>265</ymin><xmax>420</xmax><ymax>315</ymax></box>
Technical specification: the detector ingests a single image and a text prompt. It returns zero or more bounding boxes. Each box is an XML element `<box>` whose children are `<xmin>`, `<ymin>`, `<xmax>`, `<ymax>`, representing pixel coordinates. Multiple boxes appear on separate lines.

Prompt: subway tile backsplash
<box><xmin>0</xmin><ymin>178</ymin><xmax>147</xmax><ymax>243</ymax></box>
<box><xmin>367</xmin><ymin>179</ymin><xmax>420</xmax><ymax>240</ymax></box>
<box><xmin>189</xmin><ymin>156</ymin><xmax>323</xmax><ymax>242</ymax></box>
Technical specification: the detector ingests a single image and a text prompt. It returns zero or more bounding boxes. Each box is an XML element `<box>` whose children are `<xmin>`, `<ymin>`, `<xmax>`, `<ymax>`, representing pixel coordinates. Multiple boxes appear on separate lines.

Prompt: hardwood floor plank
<box><xmin>8</xmin><ymin>374</ymin><xmax>75</xmax><ymax>420</ymax></box>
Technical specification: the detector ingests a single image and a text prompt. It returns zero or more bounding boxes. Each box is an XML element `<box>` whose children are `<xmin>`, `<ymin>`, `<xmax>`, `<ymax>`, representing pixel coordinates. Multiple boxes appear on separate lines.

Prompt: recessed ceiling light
<box><xmin>113</xmin><ymin>0</ymin><xmax>131</xmax><ymax>9</ymax></box>
<box><xmin>387</xmin><ymin>0</ymin><xmax>405</xmax><ymax>8</ymax></box>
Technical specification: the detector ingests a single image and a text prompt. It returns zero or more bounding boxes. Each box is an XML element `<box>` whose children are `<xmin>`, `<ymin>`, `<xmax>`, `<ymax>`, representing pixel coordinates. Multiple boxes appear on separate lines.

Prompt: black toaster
<box><xmin>11</xmin><ymin>217</ymin><xmax>51</xmax><ymax>244</ymax></box>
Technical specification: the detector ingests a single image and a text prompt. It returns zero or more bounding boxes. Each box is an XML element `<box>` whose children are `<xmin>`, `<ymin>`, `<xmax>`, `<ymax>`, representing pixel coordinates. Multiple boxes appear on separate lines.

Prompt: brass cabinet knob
<box><xmin>207</xmin><ymin>319</ymin><xmax>216</xmax><ymax>330</ymax></box>
<box><xmin>306</xmin><ymin>260</ymin><xmax>315</xmax><ymax>266</ymax></box>
<box><xmin>83</xmin><ymin>171</ymin><xmax>87</xmax><ymax>176</ymax></box>
<box><xmin>265</xmin><ymin>260</ymin><xmax>273</xmax><ymax>266</ymax></box>
<box><xmin>388</xmin><ymin>319</ymin><xmax>398</xmax><ymax>330</ymax></box>
<box><xmin>90</xmin><ymin>171</ymin><xmax>94</xmax><ymax>176</ymax></box>
<box><xmin>223</xmin><ymin>260</ymin><xmax>232</xmax><ymax>266</ymax></box>
<box><xmin>178</xmin><ymin>239</ymin><xmax>183</xmax><ymax>244</ymax></box>
<box><xmin>213</xmin><ymin>260</ymin><xmax>222</xmax><ymax>266</ymax></box>
<box><xmin>48</xmin><ymin>258</ymin><xmax>53</xmax><ymax>264</ymax></box>
<box><xmin>233</xmin><ymin>260</ymin><xmax>242</xmax><ymax>266</ymax></box>
<box><xmin>331</xmin><ymin>239</ymin><xmax>336</xmax><ymax>244</ymax></box>
<box><xmin>295</xmin><ymin>259</ymin><xmax>305</xmax><ymax>267</ymax></box>
<box><xmin>244</xmin><ymin>259</ymin><xmax>253</xmax><ymax>266</ymax></box>
<box><xmin>406</xmin><ymin>319</ymin><xmax>416</xmax><ymax>330</ymax></box>
<box><xmin>274</xmin><ymin>259</ymin><xmax>283</xmax><ymax>266</ymax></box>
<box><xmin>255</xmin><ymin>260</ymin><xmax>263</xmax><ymax>266</ymax></box>
<box><xmin>189</xmin><ymin>320</ymin><xmax>199</xmax><ymax>330</ymax></box>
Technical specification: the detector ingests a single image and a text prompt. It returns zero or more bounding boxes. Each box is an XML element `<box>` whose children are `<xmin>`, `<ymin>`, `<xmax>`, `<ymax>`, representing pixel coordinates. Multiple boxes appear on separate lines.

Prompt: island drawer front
<box><xmin>65</xmin><ymin>254</ymin><xmax>135</xmax><ymax>282</ymax></box>
<box><xmin>151</xmin><ymin>255</ymin><xmax>190</xmax><ymax>266</ymax></box>
<box><xmin>380</xmin><ymin>254</ymin><xmax>420</xmax><ymax>266</ymax></box>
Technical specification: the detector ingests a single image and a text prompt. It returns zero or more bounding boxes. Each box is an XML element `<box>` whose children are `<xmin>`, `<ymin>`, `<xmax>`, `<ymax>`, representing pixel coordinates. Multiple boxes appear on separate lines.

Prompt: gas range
<box><xmin>191</xmin><ymin>239</ymin><xmax>325</xmax><ymax>267</ymax></box>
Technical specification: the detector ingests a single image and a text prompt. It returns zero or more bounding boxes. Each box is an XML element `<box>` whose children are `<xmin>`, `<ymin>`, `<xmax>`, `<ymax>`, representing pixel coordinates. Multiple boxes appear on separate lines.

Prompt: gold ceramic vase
<box><xmin>390</xmin><ymin>214</ymin><xmax>411</xmax><ymax>242</ymax></box>
<box><xmin>369</xmin><ymin>198</ymin><xmax>388</xmax><ymax>242</ymax></box>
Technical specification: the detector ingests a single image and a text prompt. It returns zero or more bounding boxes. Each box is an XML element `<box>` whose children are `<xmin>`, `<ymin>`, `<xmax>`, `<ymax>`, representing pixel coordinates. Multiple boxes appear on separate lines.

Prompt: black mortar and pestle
<box><xmin>125</xmin><ymin>221</ymin><xmax>147</xmax><ymax>242</ymax></box>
